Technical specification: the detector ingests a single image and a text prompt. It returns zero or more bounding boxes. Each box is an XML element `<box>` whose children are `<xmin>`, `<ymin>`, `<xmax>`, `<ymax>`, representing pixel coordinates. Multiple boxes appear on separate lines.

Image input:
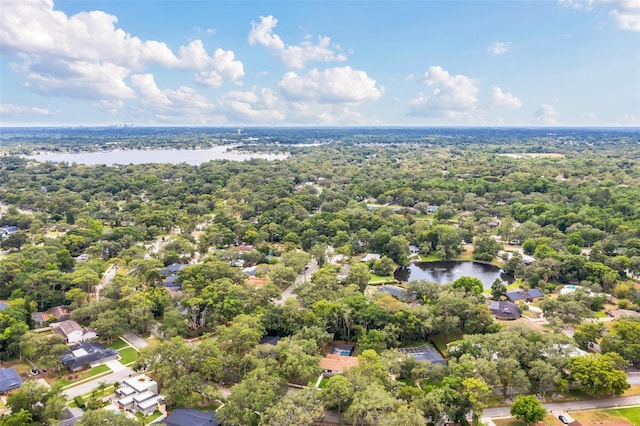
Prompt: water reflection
<box><xmin>394</xmin><ymin>261</ymin><xmax>514</xmax><ymax>288</ymax></box>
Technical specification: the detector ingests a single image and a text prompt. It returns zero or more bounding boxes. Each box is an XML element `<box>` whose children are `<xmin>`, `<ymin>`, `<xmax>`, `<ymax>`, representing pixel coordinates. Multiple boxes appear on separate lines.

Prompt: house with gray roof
<box><xmin>163</xmin><ymin>409</ymin><xmax>218</xmax><ymax>426</ymax></box>
<box><xmin>0</xmin><ymin>367</ymin><xmax>23</xmax><ymax>394</ymax></box>
<box><xmin>61</xmin><ymin>342</ymin><xmax>119</xmax><ymax>372</ymax></box>
<box><xmin>486</xmin><ymin>300</ymin><xmax>521</xmax><ymax>320</ymax></box>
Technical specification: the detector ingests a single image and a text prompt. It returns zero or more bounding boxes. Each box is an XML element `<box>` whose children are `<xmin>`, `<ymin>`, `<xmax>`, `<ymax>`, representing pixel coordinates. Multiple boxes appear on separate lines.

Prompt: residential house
<box><xmin>426</xmin><ymin>205</ymin><xmax>439</xmax><ymax>214</ymax></box>
<box><xmin>58</xmin><ymin>407</ymin><xmax>84</xmax><ymax>426</ymax></box>
<box><xmin>409</xmin><ymin>245</ymin><xmax>420</xmax><ymax>256</ymax></box>
<box><xmin>360</xmin><ymin>253</ymin><xmax>381</xmax><ymax>263</ymax></box>
<box><xmin>158</xmin><ymin>263</ymin><xmax>190</xmax><ymax>275</ymax></box>
<box><xmin>0</xmin><ymin>302</ymin><xmax>7</xmax><ymax>311</ymax></box>
<box><xmin>31</xmin><ymin>305</ymin><xmax>71</xmax><ymax>326</ymax></box>
<box><xmin>503</xmin><ymin>288</ymin><xmax>544</xmax><ymax>302</ymax></box>
<box><xmin>116</xmin><ymin>374</ymin><xmax>165</xmax><ymax>416</ymax></box>
<box><xmin>51</xmin><ymin>320</ymin><xmax>97</xmax><ymax>344</ymax></box>
<box><xmin>606</xmin><ymin>309</ymin><xmax>640</xmax><ymax>320</ymax></box>
<box><xmin>0</xmin><ymin>225</ymin><xmax>18</xmax><ymax>239</ymax></box>
<box><xmin>0</xmin><ymin>367</ymin><xmax>23</xmax><ymax>394</ymax></box>
<box><xmin>398</xmin><ymin>344</ymin><xmax>446</xmax><ymax>366</ymax></box>
<box><xmin>163</xmin><ymin>409</ymin><xmax>219</xmax><ymax>426</ymax></box>
<box><xmin>61</xmin><ymin>342</ymin><xmax>119</xmax><ymax>372</ymax></box>
<box><xmin>378</xmin><ymin>285</ymin><xmax>417</xmax><ymax>303</ymax></box>
<box><xmin>320</xmin><ymin>354</ymin><xmax>359</xmax><ymax>376</ymax></box>
<box><xmin>486</xmin><ymin>300</ymin><xmax>521</xmax><ymax>320</ymax></box>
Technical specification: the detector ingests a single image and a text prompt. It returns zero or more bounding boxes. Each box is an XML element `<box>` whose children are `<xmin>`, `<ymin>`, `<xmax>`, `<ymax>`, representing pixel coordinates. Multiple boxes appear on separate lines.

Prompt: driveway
<box><xmin>121</xmin><ymin>332</ymin><xmax>148</xmax><ymax>350</ymax></box>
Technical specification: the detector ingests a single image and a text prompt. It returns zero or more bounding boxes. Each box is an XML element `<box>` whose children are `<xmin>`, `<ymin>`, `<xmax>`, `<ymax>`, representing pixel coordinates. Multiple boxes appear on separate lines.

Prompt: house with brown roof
<box><xmin>31</xmin><ymin>305</ymin><xmax>71</xmax><ymax>326</ymax></box>
<box><xmin>52</xmin><ymin>320</ymin><xmax>97</xmax><ymax>344</ymax></box>
<box><xmin>319</xmin><ymin>354</ymin><xmax>359</xmax><ymax>376</ymax></box>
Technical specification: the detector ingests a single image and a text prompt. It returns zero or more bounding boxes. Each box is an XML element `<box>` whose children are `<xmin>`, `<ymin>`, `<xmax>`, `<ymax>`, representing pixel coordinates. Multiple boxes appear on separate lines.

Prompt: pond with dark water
<box><xmin>394</xmin><ymin>261</ymin><xmax>514</xmax><ymax>289</ymax></box>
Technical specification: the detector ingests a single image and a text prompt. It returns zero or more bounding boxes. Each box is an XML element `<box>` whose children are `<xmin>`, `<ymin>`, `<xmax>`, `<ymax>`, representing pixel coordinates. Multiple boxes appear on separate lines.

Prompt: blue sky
<box><xmin>1</xmin><ymin>0</ymin><xmax>638</xmax><ymax>126</ymax></box>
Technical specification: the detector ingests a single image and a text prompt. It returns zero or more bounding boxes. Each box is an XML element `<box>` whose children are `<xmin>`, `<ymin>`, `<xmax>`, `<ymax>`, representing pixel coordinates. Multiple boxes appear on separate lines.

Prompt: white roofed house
<box><xmin>51</xmin><ymin>320</ymin><xmax>97</xmax><ymax>344</ymax></box>
<box><xmin>116</xmin><ymin>374</ymin><xmax>165</xmax><ymax>416</ymax></box>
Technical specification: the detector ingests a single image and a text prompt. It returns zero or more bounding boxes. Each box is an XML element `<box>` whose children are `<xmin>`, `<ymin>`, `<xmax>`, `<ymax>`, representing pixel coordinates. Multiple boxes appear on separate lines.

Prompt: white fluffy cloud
<box><xmin>0</xmin><ymin>103</ymin><xmax>53</xmax><ymax>116</ymax></box>
<box><xmin>488</xmin><ymin>41</ymin><xmax>511</xmax><ymax>55</ymax></box>
<box><xmin>129</xmin><ymin>73</ymin><xmax>214</xmax><ymax>123</ymax></box>
<box><xmin>561</xmin><ymin>0</ymin><xmax>640</xmax><ymax>31</ymax></box>
<box><xmin>248</xmin><ymin>15</ymin><xmax>347</xmax><ymax>69</ymax></box>
<box><xmin>606</xmin><ymin>0</ymin><xmax>640</xmax><ymax>31</ymax></box>
<box><xmin>217</xmin><ymin>88</ymin><xmax>286</xmax><ymax>123</ymax></box>
<box><xmin>408</xmin><ymin>66</ymin><xmax>479</xmax><ymax>116</ymax></box>
<box><xmin>0</xmin><ymin>0</ymin><xmax>244</xmax><ymax>100</ymax></box>
<box><xmin>278</xmin><ymin>66</ymin><xmax>382</xmax><ymax>103</ymax></box>
<box><xmin>490</xmin><ymin>87</ymin><xmax>522</xmax><ymax>109</ymax></box>
<box><xmin>533</xmin><ymin>104</ymin><xmax>559</xmax><ymax>124</ymax></box>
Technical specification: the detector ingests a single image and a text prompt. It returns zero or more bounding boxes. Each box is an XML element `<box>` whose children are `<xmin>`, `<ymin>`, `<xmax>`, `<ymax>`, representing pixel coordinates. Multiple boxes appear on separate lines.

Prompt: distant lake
<box><xmin>394</xmin><ymin>261</ymin><xmax>514</xmax><ymax>289</ymax></box>
<box><xmin>25</xmin><ymin>146</ymin><xmax>288</xmax><ymax>165</ymax></box>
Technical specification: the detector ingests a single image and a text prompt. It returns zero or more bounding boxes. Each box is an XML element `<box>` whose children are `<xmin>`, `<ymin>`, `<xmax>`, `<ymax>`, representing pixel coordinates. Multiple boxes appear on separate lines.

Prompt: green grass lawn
<box><xmin>604</xmin><ymin>407</ymin><xmax>640</xmax><ymax>425</ymax></box>
<box><xmin>117</xmin><ymin>347</ymin><xmax>138</xmax><ymax>365</ymax></box>
<box><xmin>593</xmin><ymin>311</ymin><xmax>608</xmax><ymax>318</ymax></box>
<box><xmin>430</xmin><ymin>333</ymin><xmax>462</xmax><ymax>355</ymax></box>
<box><xmin>317</xmin><ymin>377</ymin><xmax>330</xmax><ymax>389</ymax></box>
<box><xmin>135</xmin><ymin>410</ymin><xmax>164</xmax><ymax>424</ymax></box>
<box><xmin>419</xmin><ymin>253</ymin><xmax>443</xmax><ymax>261</ymax></box>
<box><xmin>368</xmin><ymin>273</ymin><xmax>396</xmax><ymax>283</ymax></box>
<box><xmin>103</xmin><ymin>337</ymin><xmax>129</xmax><ymax>350</ymax></box>
<box><xmin>58</xmin><ymin>364</ymin><xmax>111</xmax><ymax>388</ymax></box>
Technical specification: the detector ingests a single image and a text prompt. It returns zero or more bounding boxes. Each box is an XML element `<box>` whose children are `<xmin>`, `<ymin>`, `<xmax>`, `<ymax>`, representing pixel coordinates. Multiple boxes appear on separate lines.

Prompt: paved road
<box><xmin>95</xmin><ymin>264</ymin><xmax>117</xmax><ymax>301</ymax></box>
<box><xmin>275</xmin><ymin>259</ymin><xmax>319</xmax><ymax>306</ymax></box>
<box><xmin>483</xmin><ymin>395</ymin><xmax>640</xmax><ymax>418</ymax></box>
<box><xmin>63</xmin><ymin>367</ymin><xmax>133</xmax><ymax>399</ymax></box>
<box><xmin>628</xmin><ymin>372</ymin><xmax>640</xmax><ymax>385</ymax></box>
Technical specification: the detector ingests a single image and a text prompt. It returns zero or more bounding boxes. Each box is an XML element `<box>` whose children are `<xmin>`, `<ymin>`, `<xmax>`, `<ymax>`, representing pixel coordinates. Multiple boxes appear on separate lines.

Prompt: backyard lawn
<box><xmin>368</xmin><ymin>273</ymin><xmax>396</xmax><ymax>283</ymax></box>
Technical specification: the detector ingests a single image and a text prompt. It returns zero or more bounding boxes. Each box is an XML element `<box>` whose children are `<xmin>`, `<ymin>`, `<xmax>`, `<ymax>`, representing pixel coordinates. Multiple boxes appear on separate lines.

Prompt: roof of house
<box><xmin>61</xmin><ymin>342</ymin><xmax>118</xmax><ymax>372</ymax></box>
<box><xmin>123</xmin><ymin>375</ymin><xmax>157</xmax><ymax>393</ymax></box>
<box><xmin>159</xmin><ymin>263</ymin><xmax>190</xmax><ymax>275</ymax></box>
<box><xmin>1</xmin><ymin>226</ymin><xmax>18</xmax><ymax>233</ymax></box>
<box><xmin>0</xmin><ymin>367</ymin><xmax>23</xmax><ymax>392</ymax></box>
<box><xmin>378</xmin><ymin>285</ymin><xmax>416</xmax><ymax>302</ymax></box>
<box><xmin>48</xmin><ymin>306</ymin><xmax>71</xmax><ymax>319</ymax></box>
<box><xmin>398</xmin><ymin>344</ymin><xmax>446</xmax><ymax>365</ymax></box>
<box><xmin>163</xmin><ymin>409</ymin><xmax>219</xmax><ymax>426</ymax></box>
<box><xmin>164</xmin><ymin>274</ymin><xmax>181</xmax><ymax>287</ymax></box>
<box><xmin>320</xmin><ymin>354</ymin><xmax>359</xmax><ymax>373</ymax></box>
<box><xmin>58</xmin><ymin>407</ymin><xmax>84</xmax><ymax>426</ymax></box>
<box><xmin>487</xmin><ymin>300</ymin><xmax>521</xmax><ymax>319</ymax></box>
<box><xmin>504</xmin><ymin>288</ymin><xmax>544</xmax><ymax>301</ymax></box>
<box><xmin>0</xmin><ymin>302</ymin><xmax>8</xmax><ymax>311</ymax></box>
<box><xmin>607</xmin><ymin>309</ymin><xmax>640</xmax><ymax>319</ymax></box>
<box><xmin>259</xmin><ymin>335</ymin><xmax>282</xmax><ymax>346</ymax></box>
<box><xmin>52</xmin><ymin>319</ymin><xmax>82</xmax><ymax>337</ymax></box>
<box><xmin>361</xmin><ymin>253</ymin><xmax>381</xmax><ymax>262</ymax></box>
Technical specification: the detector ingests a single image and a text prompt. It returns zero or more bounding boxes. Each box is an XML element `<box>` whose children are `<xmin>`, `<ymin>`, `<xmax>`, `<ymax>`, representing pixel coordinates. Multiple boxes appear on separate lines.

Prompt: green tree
<box><xmin>453</xmin><ymin>276</ymin><xmax>483</xmax><ymax>295</ymax></box>
<box><xmin>320</xmin><ymin>375</ymin><xmax>354</xmax><ymax>423</ymax></box>
<box><xmin>566</xmin><ymin>353</ymin><xmax>629</xmax><ymax>396</ymax></box>
<box><xmin>261</xmin><ymin>388</ymin><xmax>323</xmax><ymax>426</ymax></box>
<box><xmin>76</xmin><ymin>410</ymin><xmax>141</xmax><ymax>425</ymax></box>
<box><xmin>510</xmin><ymin>395</ymin><xmax>546</xmax><ymax>426</ymax></box>
<box><xmin>491</xmin><ymin>278</ymin><xmax>507</xmax><ymax>301</ymax></box>
<box><xmin>600</xmin><ymin>319</ymin><xmax>640</xmax><ymax>367</ymax></box>
<box><xmin>573</xmin><ymin>322</ymin><xmax>603</xmax><ymax>351</ymax></box>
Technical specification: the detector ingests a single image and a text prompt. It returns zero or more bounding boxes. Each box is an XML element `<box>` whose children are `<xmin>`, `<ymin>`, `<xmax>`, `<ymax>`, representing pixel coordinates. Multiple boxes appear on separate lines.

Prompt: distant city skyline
<box><xmin>1</xmin><ymin>0</ymin><xmax>638</xmax><ymax>127</ymax></box>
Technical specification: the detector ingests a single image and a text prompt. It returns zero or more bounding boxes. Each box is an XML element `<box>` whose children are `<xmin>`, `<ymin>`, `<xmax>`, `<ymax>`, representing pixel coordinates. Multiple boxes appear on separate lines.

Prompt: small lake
<box><xmin>25</xmin><ymin>146</ymin><xmax>288</xmax><ymax>165</ymax></box>
<box><xmin>394</xmin><ymin>261</ymin><xmax>514</xmax><ymax>289</ymax></box>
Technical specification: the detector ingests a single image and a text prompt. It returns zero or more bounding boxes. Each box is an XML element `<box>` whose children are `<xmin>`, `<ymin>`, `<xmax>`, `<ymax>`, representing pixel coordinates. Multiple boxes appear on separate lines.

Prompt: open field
<box><xmin>571</xmin><ymin>407</ymin><xmax>639</xmax><ymax>426</ymax></box>
<box><xmin>117</xmin><ymin>347</ymin><xmax>139</xmax><ymax>365</ymax></box>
